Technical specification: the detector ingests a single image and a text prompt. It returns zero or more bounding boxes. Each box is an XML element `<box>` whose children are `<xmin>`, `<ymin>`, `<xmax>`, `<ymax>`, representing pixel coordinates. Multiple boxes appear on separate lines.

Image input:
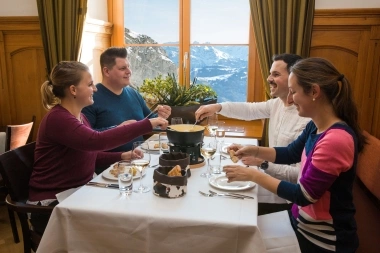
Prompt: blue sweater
<box><xmin>82</xmin><ymin>84</ymin><xmax>155</xmax><ymax>152</ymax></box>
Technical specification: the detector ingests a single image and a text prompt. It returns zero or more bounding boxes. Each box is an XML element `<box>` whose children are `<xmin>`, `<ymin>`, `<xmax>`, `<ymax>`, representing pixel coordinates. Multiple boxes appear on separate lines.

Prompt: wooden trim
<box><xmin>0</xmin><ymin>16</ymin><xmax>40</xmax><ymax>30</ymax></box>
<box><xmin>314</xmin><ymin>8</ymin><xmax>380</xmax><ymax>26</ymax></box>
<box><xmin>107</xmin><ymin>0</ymin><xmax>124</xmax><ymax>46</ymax></box>
<box><xmin>181</xmin><ymin>0</ymin><xmax>191</xmax><ymax>86</ymax></box>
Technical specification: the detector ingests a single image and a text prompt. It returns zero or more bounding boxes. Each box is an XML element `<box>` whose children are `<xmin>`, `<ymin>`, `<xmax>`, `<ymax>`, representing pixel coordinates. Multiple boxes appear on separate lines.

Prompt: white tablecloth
<box><xmin>37</xmin><ymin>137</ymin><xmax>268</xmax><ymax>253</ymax></box>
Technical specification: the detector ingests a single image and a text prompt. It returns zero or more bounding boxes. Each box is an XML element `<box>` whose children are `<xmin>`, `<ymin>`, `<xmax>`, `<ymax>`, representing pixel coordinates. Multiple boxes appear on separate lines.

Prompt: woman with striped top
<box><xmin>224</xmin><ymin>57</ymin><xmax>366</xmax><ymax>253</ymax></box>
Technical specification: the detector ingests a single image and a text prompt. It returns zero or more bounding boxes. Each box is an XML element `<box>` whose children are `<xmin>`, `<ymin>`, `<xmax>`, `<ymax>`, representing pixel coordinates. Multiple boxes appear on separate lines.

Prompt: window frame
<box><xmin>107</xmin><ymin>0</ymin><xmax>264</xmax><ymax>103</ymax></box>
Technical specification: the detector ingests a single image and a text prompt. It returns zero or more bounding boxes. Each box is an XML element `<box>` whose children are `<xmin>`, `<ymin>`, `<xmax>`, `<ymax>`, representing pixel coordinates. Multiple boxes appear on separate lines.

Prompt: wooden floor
<box><xmin>0</xmin><ymin>203</ymin><xmax>23</xmax><ymax>253</ymax></box>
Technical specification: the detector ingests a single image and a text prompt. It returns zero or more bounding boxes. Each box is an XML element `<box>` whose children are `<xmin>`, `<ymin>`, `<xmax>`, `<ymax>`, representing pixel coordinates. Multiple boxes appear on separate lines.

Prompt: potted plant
<box><xmin>137</xmin><ymin>74</ymin><xmax>217</xmax><ymax>124</ymax></box>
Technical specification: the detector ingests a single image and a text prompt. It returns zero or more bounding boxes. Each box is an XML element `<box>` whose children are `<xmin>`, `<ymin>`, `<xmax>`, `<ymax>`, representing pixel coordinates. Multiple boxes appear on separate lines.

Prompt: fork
<box><xmin>209</xmin><ymin>190</ymin><xmax>254</xmax><ymax>199</ymax></box>
<box><xmin>144</xmin><ymin>107</ymin><xmax>158</xmax><ymax>119</ymax></box>
<box><xmin>199</xmin><ymin>191</ymin><xmax>243</xmax><ymax>199</ymax></box>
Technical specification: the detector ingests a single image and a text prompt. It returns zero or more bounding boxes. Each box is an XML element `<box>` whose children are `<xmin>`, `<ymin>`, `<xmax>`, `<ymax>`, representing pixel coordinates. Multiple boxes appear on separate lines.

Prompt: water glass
<box><xmin>207</xmin><ymin>114</ymin><xmax>218</xmax><ymax>137</ymax></box>
<box><xmin>215</xmin><ymin>121</ymin><xmax>225</xmax><ymax>146</ymax></box>
<box><xmin>209</xmin><ymin>153</ymin><xmax>222</xmax><ymax>174</ymax></box>
<box><xmin>159</xmin><ymin>132</ymin><xmax>170</xmax><ymax>155</ymax></box>
<box><xmin>171</xmin><ymin>117</ymin><xmax>183</xmax><ymax>125</ymax></box>
<box><xmin>117</xmin><ymin>161</ymin><xmax>133</xmax><ymax>195</ymax></box>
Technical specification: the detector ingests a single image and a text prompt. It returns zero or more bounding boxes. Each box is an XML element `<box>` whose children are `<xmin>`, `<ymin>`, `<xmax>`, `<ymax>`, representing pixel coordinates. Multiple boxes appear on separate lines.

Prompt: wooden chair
<box><xmin>1</xmin><ymin>116</ymin><xmax>35</xmax><ymax>243</ymax></box>
<box><xmin>0</xmin><ymin>142</ymin><xmax>54</xmax><ymax>253</ymax></box>
<box><xmin>5</xmin><ymin>116</ymin><xmax>35</xmax><ymax>151</ymax></box>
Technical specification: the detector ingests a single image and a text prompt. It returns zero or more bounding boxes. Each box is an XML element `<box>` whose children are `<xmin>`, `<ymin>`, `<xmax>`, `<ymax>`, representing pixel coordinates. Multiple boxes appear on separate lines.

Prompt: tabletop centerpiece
<box><xmin>137</xmin><ymin>73</ymin><xmax>217</xmax><ymax>124</ymax></box>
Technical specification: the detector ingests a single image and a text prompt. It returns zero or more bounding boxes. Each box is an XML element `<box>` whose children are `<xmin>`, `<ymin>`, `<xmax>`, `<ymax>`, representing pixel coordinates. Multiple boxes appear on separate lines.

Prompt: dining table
<box><xmin>36</xmin><ymin>136</ymin><xmax>268</xmax><ymax>253</ymax></box>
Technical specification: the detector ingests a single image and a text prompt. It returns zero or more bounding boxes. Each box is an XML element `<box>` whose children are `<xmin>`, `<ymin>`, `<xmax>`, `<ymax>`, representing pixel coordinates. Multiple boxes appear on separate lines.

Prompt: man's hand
<box><xmin>241</xmin><ymin>157</ymin><xmax>264</xmax><ymax>166</ymax></box>
<box><xmin>194</xmin><ymin>104</ymin><xmax>222</xmax><ymax>121</ymax></box>
<box><xmin>157</xmin><ymin>105</ymin><xmax>171</xmax><ymax>119</ymax></box>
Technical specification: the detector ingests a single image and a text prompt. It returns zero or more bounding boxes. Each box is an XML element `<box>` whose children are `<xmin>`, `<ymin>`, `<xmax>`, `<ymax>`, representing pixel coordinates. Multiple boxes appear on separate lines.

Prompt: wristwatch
<box><xmin>259</xmin><ymin>161</ymin><xmax>269</xmax><ymax>170</ymax></box>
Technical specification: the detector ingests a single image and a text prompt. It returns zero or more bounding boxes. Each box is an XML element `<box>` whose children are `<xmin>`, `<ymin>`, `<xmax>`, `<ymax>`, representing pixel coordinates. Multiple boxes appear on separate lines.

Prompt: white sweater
<box><xmin>219</xmin><ymin>98</ymin><xmax>310</xmax><ymax>203</ymax></box>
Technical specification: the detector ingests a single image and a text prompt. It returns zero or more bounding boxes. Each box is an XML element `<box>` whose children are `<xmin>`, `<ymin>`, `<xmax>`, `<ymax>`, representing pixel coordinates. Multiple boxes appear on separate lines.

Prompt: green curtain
<box><xmin>249</xmin><ymin>0</ymin><xmax>315</xmax><ymax>146</ymax></box>
<box><xmin>36</xmin><ymin>0</ymin><xmax>88</xmax><ymax>75</ymax></box>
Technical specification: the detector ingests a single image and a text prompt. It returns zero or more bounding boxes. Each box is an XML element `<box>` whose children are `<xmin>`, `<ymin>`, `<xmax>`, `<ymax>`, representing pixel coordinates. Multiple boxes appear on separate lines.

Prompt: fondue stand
<box><xmin>166</xmin><ymin>124</ymin><xmax>207</xmax><ymax>166</ymax></box>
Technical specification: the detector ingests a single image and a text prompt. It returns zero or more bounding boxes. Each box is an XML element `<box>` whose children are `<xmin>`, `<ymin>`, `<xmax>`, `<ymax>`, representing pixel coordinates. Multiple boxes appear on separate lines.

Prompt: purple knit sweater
<box><xmin>29</xmin><ymin>105</ymin><xmax>152</xmax><ymax>200</ymax></box>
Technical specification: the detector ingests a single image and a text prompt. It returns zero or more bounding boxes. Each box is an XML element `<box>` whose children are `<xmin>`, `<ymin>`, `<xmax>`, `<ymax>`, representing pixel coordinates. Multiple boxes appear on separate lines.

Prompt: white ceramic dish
<box><xmin>209</xmin><ymin>174</ymin><xmax>256</xmax><ymax>191</ymax></box>
<box><xmin>141</xmin><ymin>141</ymin><xmax>160</xmax><ymax>151</ymax></box>
<box><xmin>102</xmin><ymin>163</ymin><xmax>146</xmax><ymax>181</ymax></box>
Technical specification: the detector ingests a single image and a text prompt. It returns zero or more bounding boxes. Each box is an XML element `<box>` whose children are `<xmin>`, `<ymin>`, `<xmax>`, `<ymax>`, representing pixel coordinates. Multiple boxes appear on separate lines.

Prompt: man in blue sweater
<box><xmin>83</xmin><ymin>47</ymin><xmax>171</xmax><ymax>154</ymax></box>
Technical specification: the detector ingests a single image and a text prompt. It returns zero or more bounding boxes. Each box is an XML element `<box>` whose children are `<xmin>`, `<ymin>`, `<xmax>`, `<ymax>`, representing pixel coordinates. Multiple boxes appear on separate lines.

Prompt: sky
<box><xmin>124</xmin><ymin>0</ymin><xmax>250</xmax><ymax>44</ymax></box>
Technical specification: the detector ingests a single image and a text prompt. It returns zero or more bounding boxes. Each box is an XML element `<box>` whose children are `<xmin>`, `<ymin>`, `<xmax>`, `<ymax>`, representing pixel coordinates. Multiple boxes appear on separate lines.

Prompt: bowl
<box><xmin>159</xmin><ymin>152</ymin><xmax>191</xmax><ymax>177</ymax></box>
<box><xmin>153</xmin><ymin>166</ymin><xmax>188</xmax><ymax>198</ymax></box>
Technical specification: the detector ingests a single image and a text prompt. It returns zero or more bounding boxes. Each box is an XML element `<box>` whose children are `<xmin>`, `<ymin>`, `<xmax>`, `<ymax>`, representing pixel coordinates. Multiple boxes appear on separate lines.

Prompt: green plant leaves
<box><xmin>137</xmin><ymin>73</ymin><xmax>217</xmax><ymax>107</ymax></box>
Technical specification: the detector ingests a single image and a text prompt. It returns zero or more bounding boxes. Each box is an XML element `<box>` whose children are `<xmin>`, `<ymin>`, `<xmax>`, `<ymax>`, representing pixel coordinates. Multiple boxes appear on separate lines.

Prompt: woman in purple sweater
<box><xmin>28</xmin><ymin>61</ymin><xmax>168</xmax><ymax>233</ymax></box>
<box><xmin>224</xmin><ymin>58</ymin><xmax>366</xmax><ymax>253</ymax></box>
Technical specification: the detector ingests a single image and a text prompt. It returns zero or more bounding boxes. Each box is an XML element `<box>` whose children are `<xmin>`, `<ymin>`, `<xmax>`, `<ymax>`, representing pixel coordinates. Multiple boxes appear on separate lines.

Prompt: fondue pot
<box><xmin>166</xmin><ymin>124</ymin><xmax>205</xmax><ymax>146</ymax></box>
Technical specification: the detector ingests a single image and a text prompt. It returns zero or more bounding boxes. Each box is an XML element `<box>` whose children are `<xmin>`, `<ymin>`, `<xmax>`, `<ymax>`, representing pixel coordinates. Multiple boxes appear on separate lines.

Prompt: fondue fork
<box><xmin>144</xmin><ymin>107</ymin><xmax>158</xmax><ymax>119</ymax></box>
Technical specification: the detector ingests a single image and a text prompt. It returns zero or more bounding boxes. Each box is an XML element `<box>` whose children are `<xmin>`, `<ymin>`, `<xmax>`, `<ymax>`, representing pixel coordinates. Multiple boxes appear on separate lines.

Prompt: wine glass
<box><xmin>131</xmin><ymin>141</ymin><xmax>151</xmax><ymax>193</ymax></box>
<box><xmin>200</xmin><ymin>139</ymin><xmax>217</xmax><ymax>178</ymax></box>
<box><xmin>171</xmin><ymin>117</ymin><xmax>183</xmax><ymax>125</ymax></box>
<box><xmin>215</xmin><ymin>121</ymin><xmax>225</xmax><ymax>148</ymax></box>
<box><xmin>207</xmin><ymin>115</ymin><xmax>218</xmax><ymax>137</ymax></box>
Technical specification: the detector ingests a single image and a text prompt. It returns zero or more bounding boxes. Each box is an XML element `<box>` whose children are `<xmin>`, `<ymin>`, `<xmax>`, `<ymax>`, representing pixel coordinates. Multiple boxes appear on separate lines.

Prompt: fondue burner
<box><xmin>169</xmin><ymin>142</ymin><xmax>204</xmax><ymax>165</ymax></box>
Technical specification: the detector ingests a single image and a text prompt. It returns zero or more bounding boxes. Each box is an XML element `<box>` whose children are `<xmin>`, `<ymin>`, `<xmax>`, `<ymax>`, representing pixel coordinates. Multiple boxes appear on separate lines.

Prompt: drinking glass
<box><xmin>158</xmin><ymin>132</ymin><xmax>170</xmax><ymax>155</ymax></box>
<box><xmin>117</xmin><ymin>161</ymin><xmax>133</xmax><ymax>195</ymax></box>
<box><xmin>200</xmin><ymin>139</ymin><xmax>217</xmax><ymax>178</ymax></box>
<box><xmin>215</xmin><ymin>121</ymin><xmax>225</xmax><ymax>147</ymax></box>
<box><xmin>207</xmin><ymin>114</ymin><xmax>218</xmax><ymax>137</ymax></box>
<box><xmin>171</xmin><ymin>117</ymin><xmax>183</xmax><ymax>125</ymax></box>
<box><xmin>131</xmin><ymin>141</ymin><xmax>151</xmax><ymax>193</ymax></box>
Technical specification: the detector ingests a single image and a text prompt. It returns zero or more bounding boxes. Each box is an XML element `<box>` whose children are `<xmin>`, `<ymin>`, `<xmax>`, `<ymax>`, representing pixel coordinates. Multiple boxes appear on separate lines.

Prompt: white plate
<box><xmin>102</xmin><ymin>163</ymin><xmax>146</xmax><ymax>181</ymax></box>
<box><xmin>209</xmin><ymin>175</ymin><xmax>256</xmax><ymax>191</ymax></box>
<box><xmin>221</xmin><ymin>143</ymin><xmax>233</xmax><ymax>154</ymax></box>
<box><xmin>141</xmin><ymin>141</ymin><xmax>160</xmax><ymax>151</ymax></box>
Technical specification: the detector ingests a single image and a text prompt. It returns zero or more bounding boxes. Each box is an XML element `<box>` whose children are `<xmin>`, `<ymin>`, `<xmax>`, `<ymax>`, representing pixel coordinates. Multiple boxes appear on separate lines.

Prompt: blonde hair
<box><xmin>41</xmin><ymin>61</ymin><xmax>89</xmax><ymax>110</ymax></box>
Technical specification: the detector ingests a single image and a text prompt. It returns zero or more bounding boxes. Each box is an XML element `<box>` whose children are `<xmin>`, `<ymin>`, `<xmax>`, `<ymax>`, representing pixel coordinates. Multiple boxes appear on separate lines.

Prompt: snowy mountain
<box><xmin>125</xmin><ymin>28</ymin><xmax>248</xmax><ymax>102</ymax></box>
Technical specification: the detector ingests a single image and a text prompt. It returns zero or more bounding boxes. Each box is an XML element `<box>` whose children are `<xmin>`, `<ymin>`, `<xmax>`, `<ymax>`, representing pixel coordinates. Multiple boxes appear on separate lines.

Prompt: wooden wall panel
<box><xmin>311</xmin><ymin>9</ymin><xmax>380</xmax><ymax>138</ymax></box>
<box><xmin>0</xmin><ymin>17</ymin><xmax>46</xmax><ymax>140</ymax></box>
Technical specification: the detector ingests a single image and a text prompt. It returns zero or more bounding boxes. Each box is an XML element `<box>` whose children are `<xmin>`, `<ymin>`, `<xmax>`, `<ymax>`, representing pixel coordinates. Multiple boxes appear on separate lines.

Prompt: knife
<box><xmin>209</xmin><ymin>190</ymin><xmax>254</xmax><ymax>199</ymax></box>
<box><xmin>86</xmin><ymin>182</ymin><xmax>119</xmax><ymax>189</ymax></box>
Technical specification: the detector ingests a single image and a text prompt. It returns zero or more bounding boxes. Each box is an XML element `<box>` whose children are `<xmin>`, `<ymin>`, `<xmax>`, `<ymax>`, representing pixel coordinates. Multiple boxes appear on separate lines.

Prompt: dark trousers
<box><xmin>30</xmin><ymin>200</ymin><xmax>59</xmax><ymax>234</ymax></box>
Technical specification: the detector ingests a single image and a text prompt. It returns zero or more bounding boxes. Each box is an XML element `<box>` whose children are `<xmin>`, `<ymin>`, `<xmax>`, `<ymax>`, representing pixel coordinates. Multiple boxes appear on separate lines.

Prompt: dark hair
<box><xmin>290</xmin><ymin>57</ymin><xmax>366</xmax><ymax>151</ymax></box>
<box><xmin>100</xmin><ymin>47</ymin><xmax>128</xmax><ymax>70</ymax></box>
<box><xmin>272</xmin><ymin>53</ymin><xmax>303</xmax><ymax>73</ymax></box>
<box><xmin>41</xmin><ymin>61</ymin><xmax>89</xmax><ymax>110</ymax></box>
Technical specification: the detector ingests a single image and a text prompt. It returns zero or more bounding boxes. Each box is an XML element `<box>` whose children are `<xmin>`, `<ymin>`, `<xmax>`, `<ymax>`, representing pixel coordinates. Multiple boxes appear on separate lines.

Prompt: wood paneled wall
<box><xmin>0</xmin><ymin>9</ymin><xmax>379</xmax><ymax>139</ymax></box>
<box><xmin>0</xmin><ymin>17</ymin><xmax>46</xmax><ymax>140</ymax></box>
<box><xmin>311</xmin><ymin>9</ymin><xmax>380</xmax><ymax>138</ymax></box>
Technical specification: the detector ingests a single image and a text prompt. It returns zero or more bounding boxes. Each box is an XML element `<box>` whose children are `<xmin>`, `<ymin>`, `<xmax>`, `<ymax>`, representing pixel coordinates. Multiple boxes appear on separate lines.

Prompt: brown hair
<box><xmin>100</xmin><ymin>47</ymin><xmax>128</xmax><ymax>71</ymax></box>
<box><xmin>290</xmin><ymin>57</ymin><xmax>366</xmax><ymax>152</ymax></box>
<box><xmin>41</xmin><ymin>61</ymin><xmax>89</xmax><ymax>110</ymax></box>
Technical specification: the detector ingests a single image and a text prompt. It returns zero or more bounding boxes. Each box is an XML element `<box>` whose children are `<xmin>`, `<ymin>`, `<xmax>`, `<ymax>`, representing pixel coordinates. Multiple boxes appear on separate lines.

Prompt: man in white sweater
<box><xmin>195</xmin><ymin>54</ymin><xmax>311</xmax><ymax>213</ymax></box>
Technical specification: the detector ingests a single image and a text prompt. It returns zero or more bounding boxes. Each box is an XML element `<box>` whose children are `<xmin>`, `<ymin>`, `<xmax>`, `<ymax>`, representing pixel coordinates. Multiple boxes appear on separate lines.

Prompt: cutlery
<box><xmin>209</xmin><ymin>190</ymin><xmax>254</xmax><ymax>199</ymax></box>
<box><xmin>149</xmin><ymin>164</ymin><xmax>159</xmax><ymax>168</ymax></box>
<box><xmin>86</xmin><ymin>182</ymin><xmax>119</xmax><ymax>189</ymax></box>
<box><xmin>199</xmin><ymin>191</ymin><xmax>244</xmax><ymax>199</ymax></box>
<box><xmin>144</xmin><ymin>107</ymin><xmax>158</xmax><ymax>119</ymax></box>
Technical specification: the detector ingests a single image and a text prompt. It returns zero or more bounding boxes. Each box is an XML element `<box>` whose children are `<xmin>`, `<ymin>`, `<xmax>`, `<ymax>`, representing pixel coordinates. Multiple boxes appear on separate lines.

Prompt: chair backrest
<box><xmin>5</xmin><ymin>117</ymin><xmax>35</xmax><ymax>151</ymax></box>
<box><xmin>0</xmin><ymin>142</ymin><xmax>35</xmax><ymax>202</ymax></box>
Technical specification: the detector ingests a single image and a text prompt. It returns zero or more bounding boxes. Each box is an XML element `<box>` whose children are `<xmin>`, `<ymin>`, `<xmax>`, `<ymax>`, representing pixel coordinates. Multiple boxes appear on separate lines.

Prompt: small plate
<box><xmin>221</xmin><ymin>143</ymin><xmax>233</xmax><ymax>154</ymax></box>
<box><xmin>209</xmin><ymin>174</ymin><xmax>256</xmax><ymax>191</ymax></box>
<box><xmin>141</xmin><ymin>141</ymin><xmax>160</xmax><ymax>151</ymax></box>
<box><xmin>102</xmin><ymin>163</ymin><xmax>146</xmax><ymax>181</ymax></box>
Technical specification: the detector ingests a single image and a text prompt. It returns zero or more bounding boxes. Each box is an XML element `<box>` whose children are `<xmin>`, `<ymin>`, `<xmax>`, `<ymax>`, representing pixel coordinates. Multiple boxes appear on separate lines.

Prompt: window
<box><xmin>110</xmin><ymin>0</ymin><xmax>259</xmax><ymax>102</ymax></box>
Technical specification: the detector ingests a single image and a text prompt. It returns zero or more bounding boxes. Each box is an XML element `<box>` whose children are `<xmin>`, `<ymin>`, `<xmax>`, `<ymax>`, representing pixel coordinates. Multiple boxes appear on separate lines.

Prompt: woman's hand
<box><xmin>241</xmin><ymin>157</ymin><xmax>264</xmax><ymax>166</ymax></box>
<box><xmin>157</xmin><ymin>105</ymin><xmax>171</xmax><ymax>119</ymax></box>
<box><xmin>223</xmin><ymin>165</ymin><xmax>257</xmax><ymax>182</ymax></box>
<box><xmin>228</xmin><ymin>144</ymin><xmax>258</xmax><ymax>159</ymax></box>
<box><xmin>118</xmin><ymin>120</ymin><xmax>137</xmax><ymax>126</ymax></box>
<box><xmin>121</xmin><ymin>149</ymin><xmax>143</xmax><ymax>161</ymax></box>
<box><xmin>149</xmin><ymin>117</ymin><xmax>168</xmax><ymax>130</ymax></box>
